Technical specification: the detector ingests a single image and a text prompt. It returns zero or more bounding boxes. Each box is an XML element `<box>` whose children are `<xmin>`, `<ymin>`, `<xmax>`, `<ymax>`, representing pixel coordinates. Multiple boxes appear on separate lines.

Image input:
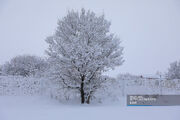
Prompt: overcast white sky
<box><xmin>0</xmin><ymin>0</ymin><xmax>180</xmax><ymax>76</ymax></box>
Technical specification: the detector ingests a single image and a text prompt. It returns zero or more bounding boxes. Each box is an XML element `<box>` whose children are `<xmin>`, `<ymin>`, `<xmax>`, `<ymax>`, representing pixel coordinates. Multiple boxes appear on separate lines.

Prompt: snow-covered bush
<box><xmin>47</xmin><ymin>75</ymin><xmax>121</xmax><ymax>104</ymax></box>
<box><xmin>1</xmin><ymin>55</ymin><xmax>48</xmax><ymax>77</ymax></box>
<box><xmin>167</xmin><ymin>60</ymin><xmax>180</xmax><ymax>79</ymax></box>
<box><xmin>46</xmin><ymin>72</ymin><xmax>80</xmax><ymax>103</ymax></box>
<box><xmin>0</xmin><ymin>76</ymin><xmax>47</xmax><ymax>96</ymax></box>
<box><xmin>0</xmin><ymin>67</ymin><xmax>2</xmax><ymax>75</ymax></box>
<box><xmin>0</xmin><ymin>74</ymin><xmax>180</xmax><ymax>104</ymax></box>
<box><xmin>117</xmin><ymin>73</ymin><xmax>180</xmax><ymax>95</ymax></box>
<box><xmin>92</xmin><ymin>76</ymin><xmax>121</xmax><ymax>103</ymax></box>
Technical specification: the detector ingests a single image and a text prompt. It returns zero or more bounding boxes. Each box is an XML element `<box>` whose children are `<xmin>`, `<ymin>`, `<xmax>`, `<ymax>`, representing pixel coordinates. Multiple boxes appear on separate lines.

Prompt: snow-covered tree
<box><xmin>2</xmin><ymin>55</ymin><xmax>48</xmax><ymax>77</ymax></box>
<box><xmin>167</xmin><ymin>60</ymin><xmax>180</xmax><ymax>79</ymax></box>
<box><xmin>46</xmin><ymin>9</ymin><xmax>124</xmax><ymax>104</ymax></box>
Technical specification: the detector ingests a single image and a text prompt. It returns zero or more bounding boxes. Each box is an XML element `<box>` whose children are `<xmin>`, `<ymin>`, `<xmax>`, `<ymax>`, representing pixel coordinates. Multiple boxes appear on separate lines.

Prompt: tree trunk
<box><xmin>86</xmin><ymin>95</ymin><xmax>91</xmax><ymax>104</ymax></box>
<box><xmin>80</xmin><ymin>76</ymin><xmax>85</xmax><ymax>104</ymax></box>
<box><xmin>80</xmin><ymin>82</ymin><xmax>85</xmax><ymax>104</ymax></box>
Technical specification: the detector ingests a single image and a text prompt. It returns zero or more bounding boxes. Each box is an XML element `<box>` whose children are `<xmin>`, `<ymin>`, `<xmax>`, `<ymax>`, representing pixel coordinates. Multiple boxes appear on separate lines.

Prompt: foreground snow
<box><xmin>0</xmin><ymin>96</ymin><xmax>180</xmax><ymax>120</ymax></box>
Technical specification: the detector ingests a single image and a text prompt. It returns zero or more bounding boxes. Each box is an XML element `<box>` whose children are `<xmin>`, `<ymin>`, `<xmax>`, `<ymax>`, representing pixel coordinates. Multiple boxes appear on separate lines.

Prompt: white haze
<box><xmin>0</xmin><ymin>0</ymin><xmax>180</xmax><ymax>76</ymax></box>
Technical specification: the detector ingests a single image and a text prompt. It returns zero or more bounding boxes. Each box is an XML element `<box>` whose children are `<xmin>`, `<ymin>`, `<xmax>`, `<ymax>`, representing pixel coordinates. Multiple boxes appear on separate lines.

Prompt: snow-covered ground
<box><xmin>0</xmin><ymin>96</ymin><xmax>180</xmax><ymax>120</ymax></box>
